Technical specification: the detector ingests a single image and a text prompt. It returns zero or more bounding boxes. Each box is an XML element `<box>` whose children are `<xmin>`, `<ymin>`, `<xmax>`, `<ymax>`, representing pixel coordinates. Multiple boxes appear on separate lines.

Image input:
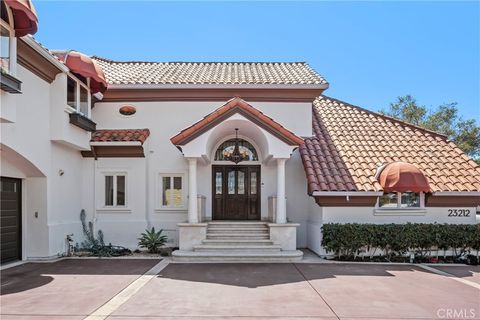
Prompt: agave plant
<box><xmin>138</xmin><ymin>227</ymin><xmax>168</xmax><ymax>253</ymax></box>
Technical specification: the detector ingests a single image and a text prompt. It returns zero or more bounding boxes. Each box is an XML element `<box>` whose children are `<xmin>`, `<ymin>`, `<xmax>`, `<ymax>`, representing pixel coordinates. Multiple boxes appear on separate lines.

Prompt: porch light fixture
<box><xmin>228</xmin><ymin>128</ymin><xmax>243</xmax><ymax>164</ymax></box>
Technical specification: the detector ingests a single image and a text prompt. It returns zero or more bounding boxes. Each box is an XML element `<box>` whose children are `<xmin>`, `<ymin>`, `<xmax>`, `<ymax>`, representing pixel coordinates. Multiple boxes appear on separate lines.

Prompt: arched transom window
<box><xmin>214</xmin><ymin>139</ymin><xmax>259</xmax><ymax>162</ymax></box>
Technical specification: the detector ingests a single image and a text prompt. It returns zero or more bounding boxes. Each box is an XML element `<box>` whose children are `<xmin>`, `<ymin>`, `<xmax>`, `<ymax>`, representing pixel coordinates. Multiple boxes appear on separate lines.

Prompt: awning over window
<box><xmin>5</xmin><ymin>0</ymin><xmax>38</xmax><ymax>37</ymax></box>
<box><xmin>378</xmin><ymin>162</ymin><xmax>430</xmax><ymax>193</ymax></box>
<box><xmin>54</xmin><ymin>51</ymin><xmax>108</xmax><ymax>93</ymax></box>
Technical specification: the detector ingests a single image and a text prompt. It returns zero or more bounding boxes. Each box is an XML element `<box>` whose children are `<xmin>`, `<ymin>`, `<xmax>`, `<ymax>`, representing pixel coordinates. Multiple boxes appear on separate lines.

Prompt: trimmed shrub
<box><xmin>321</xmin><ymin>223</ymin><xmax>479</xmax><ymax>262</ymax></box>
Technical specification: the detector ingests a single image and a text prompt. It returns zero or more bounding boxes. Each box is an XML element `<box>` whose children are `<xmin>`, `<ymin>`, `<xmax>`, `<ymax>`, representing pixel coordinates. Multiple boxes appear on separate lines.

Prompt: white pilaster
<box><xmin>276</xmin><ymin>158</ymin><xmax>287</xmax><ymax>224</ymax></box>
<box><xmin>188</xmin><ymin>158</ymin><xmax>198</xmax><ymax>223</ymax></box>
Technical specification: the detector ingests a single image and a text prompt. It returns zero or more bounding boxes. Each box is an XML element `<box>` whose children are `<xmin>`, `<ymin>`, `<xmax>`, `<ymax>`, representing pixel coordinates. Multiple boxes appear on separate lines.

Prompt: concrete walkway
<box><xmin>1</xmin><ymin>259</ymin><xmax>479</xmax><ymax>319</ymax></box>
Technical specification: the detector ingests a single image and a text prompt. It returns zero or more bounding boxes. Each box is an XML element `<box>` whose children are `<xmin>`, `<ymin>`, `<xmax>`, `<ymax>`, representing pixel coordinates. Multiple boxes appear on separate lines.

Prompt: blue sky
<box><xmin>34</xmin><ymin>1</ymin><xmax>479</xmax><ymax>120</ymax></box>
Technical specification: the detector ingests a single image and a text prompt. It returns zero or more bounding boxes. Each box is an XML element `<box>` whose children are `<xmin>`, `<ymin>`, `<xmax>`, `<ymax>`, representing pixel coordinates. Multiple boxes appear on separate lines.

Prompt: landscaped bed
<box><xmin>321</xmin><ymin>223</ymin><xmax>480</xmax><ymax>265</ymax></box>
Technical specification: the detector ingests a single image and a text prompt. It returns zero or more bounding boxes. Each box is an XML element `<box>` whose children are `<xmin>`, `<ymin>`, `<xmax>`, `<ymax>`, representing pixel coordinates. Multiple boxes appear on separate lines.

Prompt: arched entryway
<box><xmin>212</xmin><ymin>137</ymin><xmax>261</xmax><ymax>220</ymax></box>
<box><xmin>170</xmin><ymin>97</ymin><xmax>303</xmax><ymax>224</ymax></box>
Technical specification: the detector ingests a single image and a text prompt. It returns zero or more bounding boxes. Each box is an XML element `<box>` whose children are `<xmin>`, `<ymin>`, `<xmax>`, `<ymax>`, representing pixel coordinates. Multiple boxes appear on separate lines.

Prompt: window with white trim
<box><xmin>159</xmin><ymin>174</ymin><xmax>184</xmax><ymax>209</ymax></box>
<box><xmin>0</xmin><ymin>23</ymin><xmax>11</xmax><ymax>73</ymax></box>
<box><xmin>104</xmin><ymin>174</ymin><xmax>126</xmax><ymax>207</ymax></box>
<box><xmin>378</xmin><ymin>192</ymin><xmax>424</xmax><ymax>208</ymax></box>
<box><xmin>0</xmin><ymin>3</ymin><xmax>15</xmax><ymax>76</ymax></box>
<box><xmin>67</xmin><ymin>75</ymin><xmax>91</xmax><ymax>118</ymax></box>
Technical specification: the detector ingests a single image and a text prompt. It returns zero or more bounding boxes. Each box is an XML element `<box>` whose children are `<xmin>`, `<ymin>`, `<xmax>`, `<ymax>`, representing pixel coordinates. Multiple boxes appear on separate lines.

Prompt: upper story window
<box><xmin>1</xmin><ymin>3</ymin><xmax>13</xmax><ymax>75</ymax></box>
<box><xmin>67</xmin><ymin>75</ymin><xmax>91</xmax><ymax>118</ymax></box>
<box><xmin>1</xmin><ymin>24</ymin><xmax>10</xmax><ymax>73</ymax></box>
<box><xmin>214</xmin><ymin>139</ymin><xmax>258</xmax><ymax>162</ymax></box>
<box><xmin>378</xmin><ymin>192</ymin><xmax>423</xmax><ymax>208</ymax></box>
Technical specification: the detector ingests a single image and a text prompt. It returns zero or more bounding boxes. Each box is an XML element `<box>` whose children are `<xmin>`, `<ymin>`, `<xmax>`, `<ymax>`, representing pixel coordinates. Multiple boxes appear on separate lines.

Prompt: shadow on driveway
<box><xmin>157</xmin><ymin>262</ymin><xmax>432</xmax><ymax>288</ymax></box>
<box><xmin>1</xmin><ymin>259</ymin><xmax>159</xmax><ymax>295</ymax></box>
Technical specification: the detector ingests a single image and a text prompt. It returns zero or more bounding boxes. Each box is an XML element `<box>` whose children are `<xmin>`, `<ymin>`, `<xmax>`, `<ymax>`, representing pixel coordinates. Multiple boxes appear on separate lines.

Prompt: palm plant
<box><xmin>138</xmin><ymin>227</ymin><xmax>168</xmax><ymax>253</ymax></box>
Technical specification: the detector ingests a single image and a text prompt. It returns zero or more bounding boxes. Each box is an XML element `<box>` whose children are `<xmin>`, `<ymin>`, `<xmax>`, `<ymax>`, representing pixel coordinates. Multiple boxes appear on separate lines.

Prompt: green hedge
<box><xmin>321</xmin><ymin>223</ymin><xmax>480</xmax><ymax>259</ymax></box>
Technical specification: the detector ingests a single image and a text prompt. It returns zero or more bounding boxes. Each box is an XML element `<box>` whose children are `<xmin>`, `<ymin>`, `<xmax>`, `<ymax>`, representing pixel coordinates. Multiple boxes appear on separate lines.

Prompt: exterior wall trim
<box><xmin>90</xmin><ymin>141</ymin><xmax>142</xmax><ymax>146</ymax></box>
<box><xmin>312</xmin><ymin>191</ymin><xmax>384</xmax><ymax>196</ymax></box>
<box><xmin>107</xmin><ymin>83</ymin><xmax>329</xmax><ymax>90</ymax></box>
<box><xmin>81</xmin><ymin>146</ymin><xmax>145</xmax><ymax>158</ymax></box>
<box><xmin>432</xmin><ymin>192</ymin><xmax>480</xmax><ymax>196</ymax></box>
<box><xmin>17</xmin><ymin>38</ymin><xmax>66</xmax><ymax>83</ymax></box>
<box><xmin>101</xmin><ymin>88</ymin><xmax>325</xmax><ymax>103</ymax></box>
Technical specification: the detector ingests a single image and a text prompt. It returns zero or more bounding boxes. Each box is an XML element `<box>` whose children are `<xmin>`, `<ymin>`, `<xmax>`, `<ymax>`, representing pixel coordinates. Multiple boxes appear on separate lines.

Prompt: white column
<box><xmin>276</xmin><ymin>158</ymin><xmax>287</xmax><ymax>224</ymax></box>
<box><xmin>188</xmin><ymin>158</ymin><xmax>198</xmax><ymax>223</ymax></box>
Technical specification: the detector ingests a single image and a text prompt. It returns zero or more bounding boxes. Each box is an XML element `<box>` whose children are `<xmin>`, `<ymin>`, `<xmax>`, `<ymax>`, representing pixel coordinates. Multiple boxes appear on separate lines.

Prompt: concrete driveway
<box><xmin>1</xmin><ymin>259</ymin><xmax>479</xmax><ymax>320</ymax></box>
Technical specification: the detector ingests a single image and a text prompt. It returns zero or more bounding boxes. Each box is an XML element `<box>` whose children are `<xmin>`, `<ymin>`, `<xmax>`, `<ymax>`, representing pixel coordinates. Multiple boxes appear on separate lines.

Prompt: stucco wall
<box><xmin>88</xmin><ymin>100</ymin><xmax>312</xmax><ymax>247</ymax></box>
<box><xmin>1</xmin><ymin>65</ymin><xmax>89</xmax><ymax>259</ymax></box>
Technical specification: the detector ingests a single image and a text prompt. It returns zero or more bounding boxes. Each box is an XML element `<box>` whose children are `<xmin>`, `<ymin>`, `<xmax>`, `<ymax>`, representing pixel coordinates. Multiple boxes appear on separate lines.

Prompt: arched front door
<box><xmin>212</xmin><ymin>165</ymin><xmax>260</xmax><ymax>220</ymax></box>
<box><xmin>212</xmin><ymin>138</ymin><xmax>261</xmax><ymax>220</ymax></box>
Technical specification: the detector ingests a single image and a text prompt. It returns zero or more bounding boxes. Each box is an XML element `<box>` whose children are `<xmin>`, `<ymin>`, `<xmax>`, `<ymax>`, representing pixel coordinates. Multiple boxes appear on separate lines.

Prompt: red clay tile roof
<box><xmin>300</xmin><ymin>96</ymin><xmax>480</xmax><ymax>193</ymax></box>
<box><xmin>92</xmin><ymin>57</ymin><xmax>328</xmax><ymax>86</ymax></box>
<box><xmin>91</xmin><ymin>129</ymin><xmax>150</xmax><ymax>145</ymax></box>
<box><xmin>171</xmin><ymin>97</ymin><xmax>304</xmax><ymax>146</ymax></box>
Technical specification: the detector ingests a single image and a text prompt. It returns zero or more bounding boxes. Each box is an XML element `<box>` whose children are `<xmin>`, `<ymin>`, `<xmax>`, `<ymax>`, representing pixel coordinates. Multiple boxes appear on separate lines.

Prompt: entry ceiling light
<box><xmin>228</xmin><ymin>128</ymin><xmax>243</xmax><ymax>164</ymax></box>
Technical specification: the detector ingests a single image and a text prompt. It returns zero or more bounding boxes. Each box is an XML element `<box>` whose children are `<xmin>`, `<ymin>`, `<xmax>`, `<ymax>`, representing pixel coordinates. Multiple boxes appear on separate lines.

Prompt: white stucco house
<box><xmin>1</xmin><ymin>0</ymin><xmax>479</xmax><ymax>263</ymax></box>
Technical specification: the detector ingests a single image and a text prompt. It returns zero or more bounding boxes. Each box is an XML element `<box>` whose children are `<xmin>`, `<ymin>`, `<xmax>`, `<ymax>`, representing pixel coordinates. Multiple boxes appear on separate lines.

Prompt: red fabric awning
<box><xmin>54</xmin><ymin>51</ymin><xmax>108</xmax><ymax>93</ymax></box>
<box><xmin>378</xmin><ymin>162</ymin><xmax>431</xmax><ymax>193</ymax></box>
<box><xmin>5</xmin><ymin>0</ymin><xmax>38</xmax><ymax>37</ymax></box>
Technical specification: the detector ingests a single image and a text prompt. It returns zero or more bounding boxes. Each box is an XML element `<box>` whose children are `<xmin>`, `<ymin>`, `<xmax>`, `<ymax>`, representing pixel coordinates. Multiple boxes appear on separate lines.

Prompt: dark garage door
<box><xmin>1</xmin><ymin>177</ymin><xmax>22</xmax><ymax>264</ymax></box>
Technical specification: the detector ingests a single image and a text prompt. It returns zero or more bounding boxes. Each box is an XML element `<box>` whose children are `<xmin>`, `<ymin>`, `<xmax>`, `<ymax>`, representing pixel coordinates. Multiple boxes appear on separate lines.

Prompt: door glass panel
<box><xmin>215</xmin><ymin>172</ymin><xmax>222</xmax><ymax>194</ymax></box>
<box><xmin>227</xmin><ymin>171</ymin><xmax>235</xmax><ymax>194</ymax></box>
<box><xmin>238</xmin><ymin>171</ymin><xmax>245</xmax><ymax>194</ymax></box>
<box><xmin>250</xmin><ymin>172</ymin><xmax>257</xmax><ymax>194</ymax></box>
<box><xmin>162</xmin><ymin>177</ymin><xmax>171</xmax><ymax>206</ymax></box>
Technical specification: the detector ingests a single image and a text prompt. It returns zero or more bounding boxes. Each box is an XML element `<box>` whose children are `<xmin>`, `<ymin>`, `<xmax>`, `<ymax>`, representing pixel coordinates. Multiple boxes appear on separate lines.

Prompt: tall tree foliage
<box><xmin>381</xmin><ymin>95</ymin><xmax>480</xmax><ymax>164</ymax></box>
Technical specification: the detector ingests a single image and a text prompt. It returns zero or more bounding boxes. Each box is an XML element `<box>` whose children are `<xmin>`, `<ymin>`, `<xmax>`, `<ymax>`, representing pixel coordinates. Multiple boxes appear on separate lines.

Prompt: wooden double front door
<box><xmin>212</xmin><ymin>165</ymin><xmax>260</xmax><ymax>220</ymax></box>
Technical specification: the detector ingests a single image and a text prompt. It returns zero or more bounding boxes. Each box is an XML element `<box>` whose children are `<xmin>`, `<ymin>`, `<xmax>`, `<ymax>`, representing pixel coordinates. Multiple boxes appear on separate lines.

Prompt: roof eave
<box><xmin>106</xmin><ymin>83</ymin><xmax>329</xmax><ymax>90</ymax></box>
<box><xmin>21</xmin><ymin>36</ymin><xmax>69</xmax><ymax>72</ymax></box>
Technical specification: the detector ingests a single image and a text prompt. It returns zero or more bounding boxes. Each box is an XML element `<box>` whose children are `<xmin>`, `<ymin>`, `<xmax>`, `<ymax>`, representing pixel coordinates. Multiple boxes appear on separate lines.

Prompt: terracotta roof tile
<box><xmin>92</xmin><ymin>57</ymin><xmax>328</xmax><ymax>86</ymax></box>
<box><xmin>91</xmin><ymin>129</ymin><xmax>150</xmax><ymax>145</ymax></box>
<box><xmin>299</xmin><ymin>96</ymin><xmax>480</xmax><ymax>193</ymax></box>
<box><xmin>170</xmin><ymin>97</ymin><xmax>304</xmax><ymax>146</ymax></box>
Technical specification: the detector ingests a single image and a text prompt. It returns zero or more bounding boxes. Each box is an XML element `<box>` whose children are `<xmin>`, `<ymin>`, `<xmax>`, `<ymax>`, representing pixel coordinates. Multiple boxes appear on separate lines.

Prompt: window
<box><xmin>104</xmin><ymin>174</ymin><xmax>126</xmax><ymax>207</ymax></box>
<box><xmin>378</xmin><ymin>192</ymin><xmax>422</xmax><ymax>208</ymax></box>
<box><xmin>67</xmin><ymin>75</ymin><xmax>91</xmax><ymax>118</ymax></box>
<box><xmin>214</xmin><ymin>139</ymin><xmax>258</xmax><ymax>161</ymax></box>
<box><xmin>159</xmin><ymin>174</ymin><xmax>184</xmax><ymax>208</ymax></box>
<box><xmin>67</xmin><ymin>77</ymin><xmax>77</xmax><ymax>109</ymax></box>
<box><xmin>0</xmin><ymin>24</ymin><xmax>10</xmax><ymax>73</ymax></box>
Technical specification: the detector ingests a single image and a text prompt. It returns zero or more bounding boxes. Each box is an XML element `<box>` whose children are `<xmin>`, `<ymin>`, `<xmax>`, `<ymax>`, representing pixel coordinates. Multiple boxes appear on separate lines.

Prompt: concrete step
<box><xmin>172</xmin><ymin>250</ymin><xmax>304</xmax><ymax>263</ymax></box>
<box><xmin>206</xmin><ymin>234</ymin><xmax>270</xmax><ymax>240</ymax></box>
<box><xmin>202</xmin><ymin>239</ymin><xmax>274</xmax><ymax>246</ymax></box>
<box><xmin>207</xmin><ymin>222</ymin><xmax>269</xmax><ymax>228</ymax></box>
<box><xmin>193</xmin><ymin>244</ymin><xmax>282</xmax><ymax>252</ymax></box>
<box><xmin>207</xmin><ymin>227</ymin><xmax>269</xmax><ymax>234</ymax></box>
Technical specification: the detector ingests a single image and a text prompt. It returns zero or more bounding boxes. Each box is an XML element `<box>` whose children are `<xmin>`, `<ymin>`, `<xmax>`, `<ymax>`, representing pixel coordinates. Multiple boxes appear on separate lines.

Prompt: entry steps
<box><xmin>173</xmin><ymin>221</ymin><xmax>303</xmax><ymax>262</ymax></box>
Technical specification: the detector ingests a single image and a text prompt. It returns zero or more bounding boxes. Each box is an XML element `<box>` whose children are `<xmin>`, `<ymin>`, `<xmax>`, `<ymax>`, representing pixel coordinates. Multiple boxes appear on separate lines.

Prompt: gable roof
<box><xmin>92</xmin><ymin>57</ymin><xmax>328</xmax><ymax>86</ymax></box>
<box><xmin>300</xmin><ymin>96</ymin><xmax>480</xmax><ymax>193</ymax></box>
<box><xmin>170</xmin><ymin>97</ymin><xmax>304</xmax><ymax>146</ymax></box>
<box><xmin>91</xmin><ymin>129</ymin><xmax>150</xmax><ymax>145</ymax></box>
